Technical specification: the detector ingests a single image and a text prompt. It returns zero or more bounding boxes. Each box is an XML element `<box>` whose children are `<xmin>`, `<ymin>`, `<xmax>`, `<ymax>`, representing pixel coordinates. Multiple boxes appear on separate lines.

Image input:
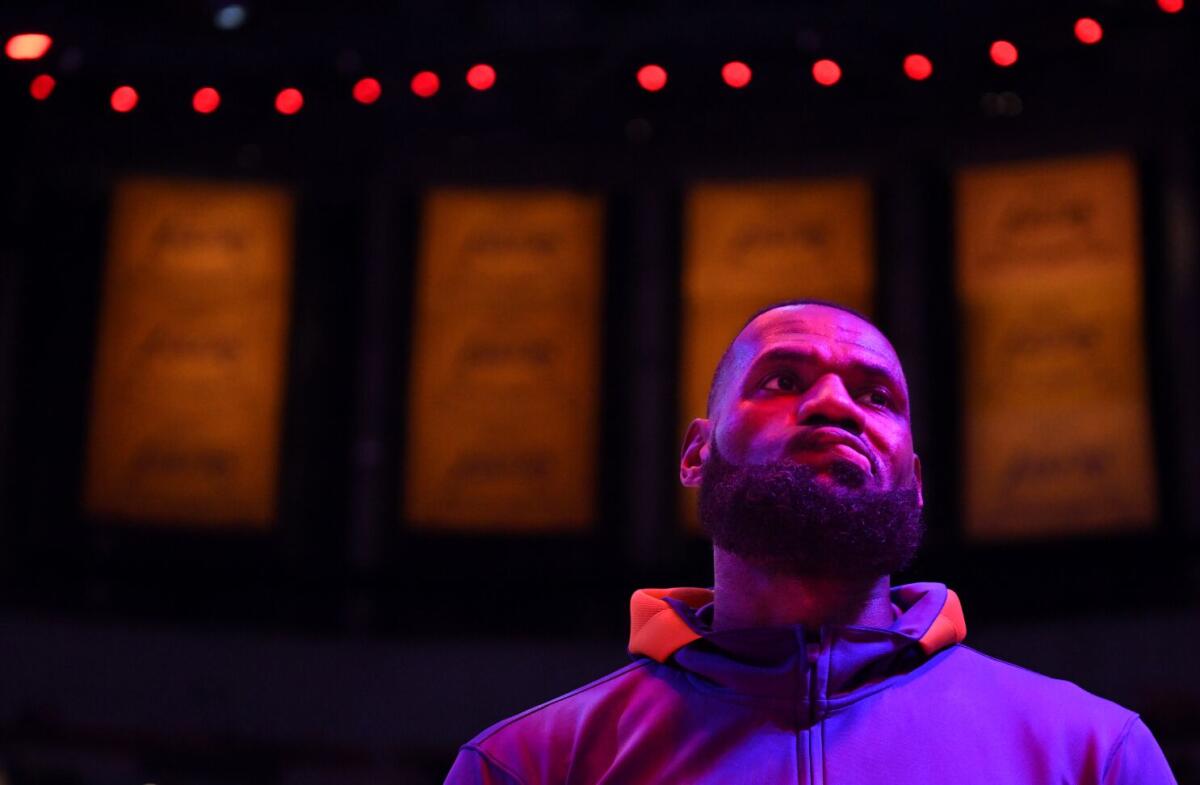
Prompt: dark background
<box><xmin>1</xmin><ymin>1</ymin><xmax>1199</xmax><ymax>783</ymax></box>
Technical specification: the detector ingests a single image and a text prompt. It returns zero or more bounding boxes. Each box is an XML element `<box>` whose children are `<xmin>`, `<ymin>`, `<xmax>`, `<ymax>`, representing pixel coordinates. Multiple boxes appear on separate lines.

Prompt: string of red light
<box><xmin>3</xmin><ymin>2</ymin><xmax>1187</xmax><ymax>115</ymax></box>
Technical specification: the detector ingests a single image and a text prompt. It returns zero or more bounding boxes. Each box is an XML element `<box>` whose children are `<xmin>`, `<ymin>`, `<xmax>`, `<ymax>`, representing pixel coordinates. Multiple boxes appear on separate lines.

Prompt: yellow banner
<box><xmin>406</xmin><ymin>189</ymin><xmax>602</xmax><ymax>531</ymax></box>
<box><xmin>956</xmin><ymin>153</ymin><xmax>1156</xmax><ymax>539</ymax></box>
<box><xmin>681</xmin><ymin>178</ymin><xmax>875</xmax><ymax>527</ymax></box>
<box><xmin>84</xmin><ymin>178</ymin><xmax>294</xmax><ymax>527</ymax></box>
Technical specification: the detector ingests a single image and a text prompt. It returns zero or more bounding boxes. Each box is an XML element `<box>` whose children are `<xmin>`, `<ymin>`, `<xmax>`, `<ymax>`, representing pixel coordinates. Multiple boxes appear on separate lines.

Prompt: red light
<box><xmin>275</xmin><ymin>87</ymin><xmax>303</xmax><ymax>115</ymax></box>
<box><xmin>1074</xmin><ymin>18</ymin><xmax>1103</xmax><ymax>44</ymax></box>
<box><xmin>1159</xmin><ymin>0</ymin><xmax>1184</xmax><ymax>12</ymax></box>
<box><xmin>903</xmin><ymin>54</ymin><xmax>933</xmax><ymax>81</ymax></box>
<box><xmin>990</xmin><ymin>40</ymin><xmax>1018</xmax><ymax>67</ymax></box>
<box><xmin>353</xmin><ymin>77</ymin><xmax>382</xmax><ymax>104</ymax></box>
<box><xmin>812</xmin><ymin>59</ymin><xmax>841</xmax><ymax>86</ymax></box>
<box><xmin>466</xmin><ymin>64</ymin><xmax>496</xmax><ymax>91</ymax></box>
<box><xmin>721</xmin><ymin>61</ymin><xmax>752</xmax><ymax>89</ymax></box>
<box><xmin>411</xmin><ymin>71</ymin><xmax>440</xmax><ymax>98</ymax></box>
<box><xmin>110</xmin><ymin>86</ymin><xmax>138</xmax><ymax>113</ymax></box>
<box><xmin>29</xmin><ymin>74</ymin><xmax>55</xmax><ymax>101</ymax></box>
<box><xmin>192</xmin><ymin>86</ymin><xmax>221</xmax><ymax>114</ymax></box>
<box><xmin>637</xmin><ymin>64</ymin><xmax>668</xmax><ymax>92</ymax></box>
<box><xmin>6</xmin><ymin>33</ymin><xmax>52</xmax><ymax>60</ymax></box>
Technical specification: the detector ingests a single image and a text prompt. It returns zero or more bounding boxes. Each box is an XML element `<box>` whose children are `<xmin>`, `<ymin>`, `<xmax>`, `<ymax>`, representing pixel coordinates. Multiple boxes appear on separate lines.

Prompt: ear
<box><xmin>912</xmin><ymin>453</ymin><xmax>924</xmax><ymax>509</ymax></box>
<box><xmin>680</xmin><ymin>418</ymin><xmax>712</xmax><ymax>488</ymax></box>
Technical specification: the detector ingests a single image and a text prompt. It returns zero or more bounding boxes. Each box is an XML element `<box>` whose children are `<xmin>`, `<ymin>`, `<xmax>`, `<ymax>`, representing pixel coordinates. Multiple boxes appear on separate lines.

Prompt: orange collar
<box><xmin>628</xmin><ymin>585</ymin><xmax>967</xmax><ymax>663</ymax></box>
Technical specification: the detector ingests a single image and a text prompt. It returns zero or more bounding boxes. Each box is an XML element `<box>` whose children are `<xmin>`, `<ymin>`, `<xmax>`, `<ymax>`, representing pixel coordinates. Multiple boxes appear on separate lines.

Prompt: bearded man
<box><xmin>445</xmin><ymin>300</ymin><xmax>1176</xmax><ymax>785</ymax></box>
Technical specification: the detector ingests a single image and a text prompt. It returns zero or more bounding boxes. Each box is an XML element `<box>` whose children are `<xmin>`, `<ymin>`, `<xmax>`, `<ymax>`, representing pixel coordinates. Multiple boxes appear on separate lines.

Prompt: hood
<box><xmin>628</xmin><ymin>583</ymin><xmax>967</xmax><ymax>712</ymax></box>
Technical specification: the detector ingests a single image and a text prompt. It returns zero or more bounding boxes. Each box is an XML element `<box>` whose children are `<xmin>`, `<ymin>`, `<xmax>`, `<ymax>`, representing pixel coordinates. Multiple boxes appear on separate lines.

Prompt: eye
<box><xmin>861</xmin><ymin>388</ymin><xmax>892</xmax><ymax>408</ymax></box>
<box><xmin>762</xmin><ymin>373</ymin><xmax>799</xmax><ymax>392</ymax></box>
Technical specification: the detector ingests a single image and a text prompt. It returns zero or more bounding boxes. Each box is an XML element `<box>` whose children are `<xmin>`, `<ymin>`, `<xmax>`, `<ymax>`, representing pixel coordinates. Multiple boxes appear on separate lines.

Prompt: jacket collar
<box><xmin>628</xmin><ymin>583</ymin><xmax>967</xmax><ymax>704</ymax></box>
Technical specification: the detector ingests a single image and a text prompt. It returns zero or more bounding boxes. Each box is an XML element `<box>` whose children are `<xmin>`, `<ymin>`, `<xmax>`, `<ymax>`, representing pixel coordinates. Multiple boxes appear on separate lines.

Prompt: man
<box><xmin>445</xmin><ymin>300</ymin><xmax>1177</xmax><ymax>784</ymax></box>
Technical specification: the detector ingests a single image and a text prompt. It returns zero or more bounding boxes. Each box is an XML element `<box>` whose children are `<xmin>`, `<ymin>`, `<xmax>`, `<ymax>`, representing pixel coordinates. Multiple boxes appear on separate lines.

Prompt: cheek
<box><xmin>869</xmin><ymin>425</ymin><xmax>914</xmax><ymax>473</ymax></box>
<box><xmin>716</xmin><ymin>404</ymin><xmax>793</xmax><ymax>458</ymax></box>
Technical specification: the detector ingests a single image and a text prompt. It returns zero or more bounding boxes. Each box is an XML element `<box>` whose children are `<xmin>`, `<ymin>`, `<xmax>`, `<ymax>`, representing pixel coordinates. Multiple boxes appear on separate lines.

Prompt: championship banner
<box><xmin>406</xmin><ymin>189</ymin><xmax>602</xmax><ymax>531</ymax></box>
<box><xmin>681</xmin><ymin>178</ymin><xmax>875</xmax><ymax>527</ymax></box>
<box><xmin>956</xmin><ymin>153</ymin><xmax>1157</xmax><ymax>540</ymax></box>
<box><xmin>84</xmin><ymin>178</ymin><xmax>294</xmax><ymax>527</ymax></box>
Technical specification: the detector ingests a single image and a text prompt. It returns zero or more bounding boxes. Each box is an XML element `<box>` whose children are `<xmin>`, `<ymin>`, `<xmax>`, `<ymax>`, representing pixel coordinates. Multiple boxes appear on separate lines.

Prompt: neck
<box><xmin>710</xmin><ymin>547</ymin><xmax>895</xmax><ymax>632</ymax></box>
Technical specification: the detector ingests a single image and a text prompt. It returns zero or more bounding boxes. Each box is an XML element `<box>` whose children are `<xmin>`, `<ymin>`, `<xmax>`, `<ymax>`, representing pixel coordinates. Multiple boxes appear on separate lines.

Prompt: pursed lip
<box><xmin>785</xmin><ymin>427</ymin><xmax>875</xmax><ymax>473</ymax></box>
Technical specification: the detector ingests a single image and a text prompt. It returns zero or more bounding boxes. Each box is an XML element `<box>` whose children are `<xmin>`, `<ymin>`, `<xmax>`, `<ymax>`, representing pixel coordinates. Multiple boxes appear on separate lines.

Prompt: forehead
<box><xmin>729</xmin><ymin>304</ymin><xmax>903</xmax><ymax>381</ymax></box>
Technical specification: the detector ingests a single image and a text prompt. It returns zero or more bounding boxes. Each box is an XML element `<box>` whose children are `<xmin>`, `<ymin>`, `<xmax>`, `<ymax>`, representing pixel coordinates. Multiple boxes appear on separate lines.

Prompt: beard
<box><xmin>698</xmin><ymin>440</ymin><xmax>924</xmax><ymax>580</ymax></box>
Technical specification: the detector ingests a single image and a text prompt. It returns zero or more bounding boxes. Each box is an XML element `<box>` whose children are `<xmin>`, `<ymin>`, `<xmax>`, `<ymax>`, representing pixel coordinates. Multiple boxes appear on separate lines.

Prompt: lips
<box><xmin>786</xmin><ymin>428</ymin><xmax>874</xmax><ymax>473</ymax></box>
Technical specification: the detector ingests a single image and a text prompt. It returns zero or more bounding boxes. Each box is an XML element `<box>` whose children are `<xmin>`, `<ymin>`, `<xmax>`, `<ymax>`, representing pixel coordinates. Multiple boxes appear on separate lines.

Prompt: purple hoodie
<box><xmin>445</xmin><ymin>583</ymin><xmax>1176</xmax><ymax>784</ymax></box>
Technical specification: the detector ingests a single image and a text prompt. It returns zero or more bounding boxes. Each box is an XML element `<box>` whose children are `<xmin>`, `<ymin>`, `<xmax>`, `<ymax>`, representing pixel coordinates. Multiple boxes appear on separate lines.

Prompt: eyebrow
<box><xmin>743</xmin><ymin>347</ymin><xmax>908</xmax><ymax>402</ymax></box>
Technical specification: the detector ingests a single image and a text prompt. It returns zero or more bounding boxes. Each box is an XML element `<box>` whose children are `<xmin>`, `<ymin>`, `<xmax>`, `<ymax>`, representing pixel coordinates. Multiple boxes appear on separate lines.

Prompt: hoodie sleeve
<box><xmin>1101</xmin><ymin>717</ymin><xmax>1177</xmax><ymax>785</ymax></box>
<box><xmin>444</xmin><ymin>745</ymin><xmax>527</xmax><ymax>785</ymax></box>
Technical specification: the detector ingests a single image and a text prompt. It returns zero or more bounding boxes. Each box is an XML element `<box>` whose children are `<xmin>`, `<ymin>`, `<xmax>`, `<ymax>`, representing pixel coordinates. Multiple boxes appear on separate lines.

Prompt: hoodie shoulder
<box><xmin>458</xmin><ymin>658</ymin><xmax>684</xmax><ymax>785</ymax></box>
<box><xmin>465</xmin><ymin>659</ymin><xmax>656</xmax><ymax>748</ymax></box>
<box><xmin>938</xmin><ymin>646</ymin><xmax>1175</xmax><ymax>782</ymax></box>
<box><xmin>938</xmin><ymin>644</ymin><xmax>1138</xmax><ymax>736</ymax></box>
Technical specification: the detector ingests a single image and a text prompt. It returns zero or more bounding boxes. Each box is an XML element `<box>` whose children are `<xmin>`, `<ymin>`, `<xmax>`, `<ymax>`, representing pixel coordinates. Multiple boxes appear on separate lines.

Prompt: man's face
<box><xmin>685</xmin><ymin>304</ymin><xmax>922</xmax><ymax>500</ymax></box>
<box><xmin>681</xmin><ymin>304</ymin><xmax>925</xmax><ymax>579</ymax></box>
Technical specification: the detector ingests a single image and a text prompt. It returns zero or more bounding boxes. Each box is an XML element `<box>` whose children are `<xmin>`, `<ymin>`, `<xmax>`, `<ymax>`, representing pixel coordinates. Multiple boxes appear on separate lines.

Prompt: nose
<box><xmin>796</xmin><ymin>373</ymin><xmax>865</xmax><ymax>437</ymax></box>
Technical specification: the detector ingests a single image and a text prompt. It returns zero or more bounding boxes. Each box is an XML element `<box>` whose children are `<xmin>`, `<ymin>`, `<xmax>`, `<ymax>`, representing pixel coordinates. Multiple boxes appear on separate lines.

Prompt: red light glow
<box><xmin>1158</xmin><ymin>0</ymin><xmax>1184</xmax><ymax>12</ymax></box>
<box><xmin>411</xmin><ymin>71</ymin><xmax>440</xmax><ymax>98</ymax></box>
<box><xmin>275</xmin><ymin>87</ymin><xmax>303</xmax><ymax>115</ymax></box>
<box><xmin>466</xmin><ymin>64</ymin><xmax>496</xmax><ymax>91</ymax></box>
<box><xmin>29</xmin><ymin>74</ymin><xmax>55</xmax><ymax>101</ymax></box>
<box><xmin>193</xmin><ymin>86</ymin><xmax>221</xmax><ymax>114</ymax></box>
<box><xmin>110</xmin><ymin>86</ymin><xmax>138</xmax><ymax>113</ymax></box>
<box><xmin>903</xmin><ymin>54</ymin><xmax>933</xmax><ymax>81</ymax></box>
<box><xmin>1074</xmin><ymin>18</ymin><xmax>1103</xmax><ymax>44</ymax></box>
<box><xmin>990</xmin><ymin>40</ymin><xmax>1018</xmax><ymax>67</ymax></box>
<box><xmin>6</xmin><ymin>33</ymin><xmax>52</xmax><ymax>60</ymax></box>
<box><xmin>812</xmin><ymin>59</ymin><xmax>841</xmax><ymax>86</ymax></box>
<box><xmin>721</xmin><ymin>61</ymin><xmax>752</xmax><ymax>89</ymax></box>
<box><xmin>637</xmin><ymin>64</ymin><xmax>668</xmax><ymax>92</ymax></box>
<box><xmin>353</xmin><ymin>77</ymin><xmax>382</xmax><ymax>104</ymax></box>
